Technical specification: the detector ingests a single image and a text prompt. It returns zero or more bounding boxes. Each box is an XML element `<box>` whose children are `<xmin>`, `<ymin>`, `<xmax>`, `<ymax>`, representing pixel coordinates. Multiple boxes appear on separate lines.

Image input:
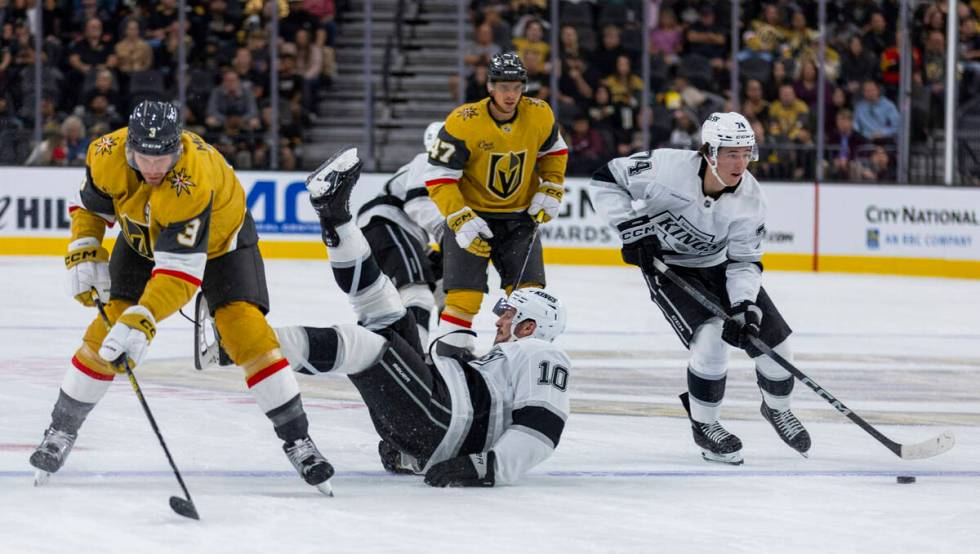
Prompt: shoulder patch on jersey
<box><xmin>524</xmin><ymin>97</ymin><xmax>545</xmax><ymax>108</ymax></box>
<box><xmin>477</xmin><ymin>140</ymin><xmax>494</xmax><ymax>151</ymax></box>
<box><xmin>457</xmin><ymin>106</ymin><xmax>480</xmax><ymax>121</ymax></box>
<box><xmin>93</xmin><ymin>135</ymin><xmax>117</xmax><ymax>156</ymax></box>
<box><xmin>167</xmin><ymin>168</ymin><xmax>196</xmax><ymax>197</ymax></box>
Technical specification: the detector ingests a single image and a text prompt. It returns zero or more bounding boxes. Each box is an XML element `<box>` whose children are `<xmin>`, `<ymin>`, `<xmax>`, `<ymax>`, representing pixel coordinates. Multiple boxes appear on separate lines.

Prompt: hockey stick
<box><xmin>94</xmin><ymin>295</ymin><xmax>200</xmax><ymax>520</ymax></box>
<box><xmin>642</xmin><ymin>257</ymin><xmax>955</xmax><ymax>460</ymax></box>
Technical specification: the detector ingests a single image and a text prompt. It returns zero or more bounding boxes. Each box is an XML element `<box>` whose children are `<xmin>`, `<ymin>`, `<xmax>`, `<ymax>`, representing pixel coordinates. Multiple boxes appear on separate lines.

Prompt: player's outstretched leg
<box><xmin>680</xmin><ymin>392</ymin><xmax>743</xmax><ymax>465</ymax></box>
<box><xmin>306</xmin><ymin>146</ymin><xmax>363</xmax><ymax>246</ymax></box>
<box><xmin>755</xmin><ymin>340</ymin><xmax>811</xmax><ymax>457</ymax></box>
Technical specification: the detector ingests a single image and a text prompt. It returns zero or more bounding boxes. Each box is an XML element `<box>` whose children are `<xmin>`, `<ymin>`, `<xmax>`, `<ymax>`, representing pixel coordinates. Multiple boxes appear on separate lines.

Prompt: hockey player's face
<box><xmin>494</xmin><ymin>307</ymin><xmax>517</xmax><ymax>343</ymax></box>
<box><xmin>715</xmin><ymin>147</ymin><xmax>753</xmax><ymax>186</ymax></box>
<box><xmin>132</xmin><ymin>151</ymin><xmax>178</xmax><ymax>185</ymax></box>
<box><xmin>489</xmin><ymin>81</ymin><xmax>523</xmax><ymax>114</ymax></box>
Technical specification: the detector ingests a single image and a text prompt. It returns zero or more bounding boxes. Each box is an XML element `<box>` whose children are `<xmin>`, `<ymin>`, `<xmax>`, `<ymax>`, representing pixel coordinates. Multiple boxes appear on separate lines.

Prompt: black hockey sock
<box><xmin>267</xmin><ymin>394</ymin><xmax>310</xmax><ymax>442</ymax></box>
<box><xmin>407</xmin><ymin>306</ymin><xmax>431</xmax><ymax>333</ymax></box>
<box><xmin>331</xmin><ymin>254</ymin><xmax>382</xmax><ymax>295</ymax></box>
<box><xmin>51</xmin><ymin>390</ymin><xmax>96</xmax><ymax>435</ymax></box>
<box><xmin>756</xmin><ymin>368</ymin><xmax>794</xmax><ymax>398</ymax></box>
<box><xmin>687</xmin><ymin>367</ymin><xmax>727</xmax><ymax>406</ymax></box>
<box><xmin>302</xmin><ymin>326</ymin><xmax>340</xmax><ymax>372</ymax></box>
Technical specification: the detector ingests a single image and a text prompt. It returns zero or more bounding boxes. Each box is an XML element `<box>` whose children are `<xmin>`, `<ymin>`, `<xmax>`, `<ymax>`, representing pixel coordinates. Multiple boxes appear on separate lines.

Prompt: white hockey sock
<box><xmin>327</xmin><ymin>221</ymin><xmax>369</xmax><ymax>262</ymax></box>
<box><xmin>62</xmin><ymin>356</ymin><xmax>113</xmax><ymax>404</ymax></box>
<box><xmin>247</xmin><ymin>360</ymin><xmax>301</xmax><ymax>414</ymax></box>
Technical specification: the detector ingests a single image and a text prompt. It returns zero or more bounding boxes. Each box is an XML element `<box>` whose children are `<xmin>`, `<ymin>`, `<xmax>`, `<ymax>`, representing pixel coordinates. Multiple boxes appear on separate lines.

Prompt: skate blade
<box><xmin>33</xmin><ymin>470</ymin><xmax>51</xmax><ymax>487</ymax></box>
<box><xmin>316</xmin><ymin>481</ymin><xmax>334</xmax><ymax>497</ymax></box>
<box><xmin>701</xmin><ymin>450</ymin><xmax>744</xmax><ymax>466</ymax></box>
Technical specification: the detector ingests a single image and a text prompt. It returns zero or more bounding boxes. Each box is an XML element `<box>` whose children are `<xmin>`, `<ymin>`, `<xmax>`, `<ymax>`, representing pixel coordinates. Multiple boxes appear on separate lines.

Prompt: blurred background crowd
<box><xmin>1</xmin><ymin>0</ymin><xmax>978</xmax><ymax>185</ymax></box>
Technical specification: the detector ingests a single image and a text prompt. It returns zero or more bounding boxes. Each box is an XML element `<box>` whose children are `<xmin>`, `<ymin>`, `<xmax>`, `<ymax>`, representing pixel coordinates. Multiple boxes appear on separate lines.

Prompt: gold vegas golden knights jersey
<box><xmin>70</xmin><ymin>127</ymin><xmax>248</xmax><ymax>323</ymax></box>
<box><xmin>422</xmin><ymin>96</ymin><xmax>568</xmax><ymax>217</ymax></box>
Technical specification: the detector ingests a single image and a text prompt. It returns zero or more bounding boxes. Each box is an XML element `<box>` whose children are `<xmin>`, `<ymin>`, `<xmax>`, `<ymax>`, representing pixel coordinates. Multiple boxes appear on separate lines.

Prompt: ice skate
<box><xmin>29</xmin><ymin>427</ymin><xmax>77</xmax><ymax>483</ymax></box>
<box><xmin>193</xmin><ymin>292</ymin><xmax>232</xmax><ymax>370</ymax></box>
<box><xmin>760</xmin><ymin>402</ymin><xmax>811</xmax><ymax>457</ymax></box>
<box><xmin>305</xmin><ymin>146</ymin><xmax>363</xmax><ymax>245</ymax></box>
<box><xmin>680</xmin><ymin>392</ymin><xmax>743</xmax><ymax>465</ymax></box>
<box><xmin>283</xmin><ymin>436</ymin><xmax>335</xmax><ymax>496</ymax></box>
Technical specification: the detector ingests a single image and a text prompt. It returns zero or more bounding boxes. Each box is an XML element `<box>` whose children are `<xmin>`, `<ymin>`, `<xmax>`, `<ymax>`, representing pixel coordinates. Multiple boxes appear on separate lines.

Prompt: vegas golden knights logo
<box><xmin>121</xmin><ymin>214</ymin><xmax>153</xmax><ymax>259</ymax></box>
<box><xmin>486</xmin><ymin>150</ymin><xmax>527</xmax><ymax>199</ymax></box>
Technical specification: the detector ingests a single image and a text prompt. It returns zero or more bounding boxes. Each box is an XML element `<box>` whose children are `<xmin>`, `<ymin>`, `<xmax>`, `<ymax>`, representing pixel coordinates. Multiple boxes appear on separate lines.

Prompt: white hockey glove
<box><xmin>721</xmin><ymin>301</ymin><xmax>763</xmax><ymax>349</ymax></box>
<box><xmin>424</xmin><ymin>451</ymin><xmax>496</xmax><ymax>487</ymax></box>
<box><xmin>99</xmin><ymin>305</ymin><xmax>157</xmax><ymax>371</ymax></box>
<box><xmin>447</xmin><ymin>207</ymin><xmax>493</xmax><ymax>257</ymax></box>
<box><xmin>65</xmin><ymin>237</ymin><xmax>110</xmax><ymax>307</ymax></box>
<box><xmin>527</xmin><ymin>181</ymin><xmax>564</xmax><ymax>223</ymax></box>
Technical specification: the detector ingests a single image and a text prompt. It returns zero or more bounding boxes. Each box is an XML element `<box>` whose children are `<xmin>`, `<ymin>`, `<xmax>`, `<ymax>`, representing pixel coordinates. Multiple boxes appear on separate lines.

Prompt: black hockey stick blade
<box><xmin>170</xmin><ymin>496</ymin><xmax>200</xmax><ymax>520</ymax></box>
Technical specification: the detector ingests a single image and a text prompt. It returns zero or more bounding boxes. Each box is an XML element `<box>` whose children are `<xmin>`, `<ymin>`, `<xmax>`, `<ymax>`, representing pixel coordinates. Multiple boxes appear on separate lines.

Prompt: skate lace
<box><xmin>285</xmin><ymin>438</ymin><xmax>318</xmax><ymax>464</ymax></box>
<box><xmin>771</xmin><ymin>409</ymin><xmax>804</xmax><ymax>439</ymax></box>
<box><xmin>43</xmin><ymin>428</ymin><xmax>76</xmax><ymax>452</ymax></box>
<box><xmin>701</xmin><ymin>422</ymin><xmax>733</xmax><ymax>443</ymax></box>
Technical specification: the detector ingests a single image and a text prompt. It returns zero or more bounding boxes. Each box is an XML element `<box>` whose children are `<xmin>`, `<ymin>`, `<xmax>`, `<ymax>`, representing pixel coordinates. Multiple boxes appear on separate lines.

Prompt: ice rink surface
<box><xmin>1</xmin><ymin>257</ymin><xmax>978</xmax><ymax>554</ymax></box>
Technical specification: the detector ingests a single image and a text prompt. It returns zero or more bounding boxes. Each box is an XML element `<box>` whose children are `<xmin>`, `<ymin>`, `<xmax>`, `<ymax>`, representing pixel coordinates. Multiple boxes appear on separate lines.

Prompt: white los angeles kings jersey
<box><xmin>588</xmin><ymin>148</ymin><xmax>767</xmax><ymax>305</ymax></box>
<box><xmin>430</xmin><ymin>338</ymin><xmax>571</xmax><ymax>485</ymax></box>
<box><xmin>356</xmin><ymin>152</ymin><xmax>445</xmax><ymax>244</ymax></box>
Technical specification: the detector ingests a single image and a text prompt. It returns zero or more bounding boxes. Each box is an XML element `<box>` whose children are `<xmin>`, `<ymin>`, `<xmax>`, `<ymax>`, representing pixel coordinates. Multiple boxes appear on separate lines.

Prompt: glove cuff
<box><xmin>446</xmin><ymin>207</ymin><xmax>476</xmax><ymax>232</ymax></box>
<box><xmin>538</xmin><ymin>181</ymin><xmax>564</xmax><ymax>199</ymax></box>
<box><xmin>65</xmin><ymin>237</ymin><xmax>109</xmax><ymax>269</ymax></box>
<box><xmin>120</xmin><ymin>305</ymin><xmax>158</xmax><ymax>343</ymax></box>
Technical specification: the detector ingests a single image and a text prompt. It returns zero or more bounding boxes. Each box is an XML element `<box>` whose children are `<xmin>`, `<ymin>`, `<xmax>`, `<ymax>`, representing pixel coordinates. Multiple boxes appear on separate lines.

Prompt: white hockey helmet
<box><xmin>493</xmin><ymin>288</ymin><xmax>567</xmax><ymax>342</ymax></box>
<box><xmin>423</xmin><ymin>121</ymin><xmax>444</xmax><ymax>151</ymax></box>
<box><xmin>700</xmin><ymin>112</ymin><xmax>758</xmax><ymax>163</ymax></box>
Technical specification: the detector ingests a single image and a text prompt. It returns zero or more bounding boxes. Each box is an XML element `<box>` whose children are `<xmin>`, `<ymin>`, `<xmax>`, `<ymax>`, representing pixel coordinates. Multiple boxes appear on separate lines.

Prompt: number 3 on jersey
<box><xmin>177</xmin><ymin>218</ymin><xmax>201</xmax><ymax>247</ymax></box>
<box><xmin>428</xmin><ymin>138</ymin><xmax>456</xmax><ymax>164</ymax></box>
<box><xmin>538</xmin><ymin>361</ymin><xmax>569</xmax><ymax>391</ymax></box>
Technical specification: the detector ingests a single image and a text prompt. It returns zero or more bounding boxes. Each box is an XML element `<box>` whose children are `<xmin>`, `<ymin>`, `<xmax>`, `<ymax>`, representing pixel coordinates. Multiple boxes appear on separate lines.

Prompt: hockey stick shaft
<box><xmin>93</xmin><ymin>296</ymin><xmax>200</xmax><ymax>519</ymax></box>
<box><xmin>644</xmin><ymin>257</ymin><xmax>947</xmax><ymax>459</ymax></box>
<box><xmin>512</xmin><ymin>222</ymin><xmax>541</xmax><ymax>291</ymax></box>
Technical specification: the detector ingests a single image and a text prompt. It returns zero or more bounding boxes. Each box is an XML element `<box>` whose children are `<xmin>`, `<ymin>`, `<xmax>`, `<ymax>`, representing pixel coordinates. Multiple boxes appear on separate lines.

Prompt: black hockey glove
<box><xmin>722</xmin><ymin>301</ymin><xmax>763</xmax><ymax>349</ymax></box>
<box><xmin>424</xmin><ymin>451</ymin><xmax>496</xmax><ymax>487</ymax></box>
<box><xmin>616</xmin><ymin>215</ymin><xmax>662</xmax><ymax>267</ymax></box>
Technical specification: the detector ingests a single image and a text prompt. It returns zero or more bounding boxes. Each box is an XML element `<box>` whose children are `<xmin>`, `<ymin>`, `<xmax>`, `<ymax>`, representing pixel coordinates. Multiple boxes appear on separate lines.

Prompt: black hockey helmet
<box><xmin>488</xmin><ymin>52</ymin><xmax>527</xmax><ymax>83</ymax></box>
<box><xmin>127</xmin><ymin>100</ymin><xmax>182</xmax><ymax>156</ymax></box>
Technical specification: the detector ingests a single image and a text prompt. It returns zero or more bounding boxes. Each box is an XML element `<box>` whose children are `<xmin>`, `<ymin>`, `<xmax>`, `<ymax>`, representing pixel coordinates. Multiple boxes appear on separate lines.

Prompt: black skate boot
<box><xmin>283</xmin><ymin>436</ymin><xmax>335</xmax><ymax>495</ymax></box>
<box><xmin>30</xmin><ymin>426</ymin><xmax>78</xmax><ymax>484</ymax></box>
<box><xmin>378</xmin><ymin>440</ymin><xmax>422</xmax><ymax>475</ymax></box>
<box><xmin>305</xmin><ymin>146</ymin><xmax>363</xmax><ymax>246</ymax></box>
<box><xmin>680</xmin><ymin>392</ymin><xmax>743</xmax><ymax>465</ymax></box>
<box><xmin>760</xmin><ymin>402</ymin><xmax>811</xmax><ymax>457</ymax></box>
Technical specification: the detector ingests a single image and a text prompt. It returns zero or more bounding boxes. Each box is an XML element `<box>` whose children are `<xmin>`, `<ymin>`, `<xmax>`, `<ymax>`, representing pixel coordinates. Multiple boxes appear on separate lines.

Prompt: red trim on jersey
<box><xmin>68</xmin><ymin>206</ymin><xmax>80</xmax><ymax>214</ymax></box>
<box><xmin>151</xmin><ymin>268</ymin><xmax>203</xmax><ymax>287</ymax></box>
<box><xmin>246</xmin><ymin>358</ymin><xmax>290</xmax><ymax>388</ymax></box>
<box><xmin>425</xmin><ymin>178</ymin><xmax>458</xmax><ymax>188</ymax></box>
<box><xmin>440</xmin><ymin>313</ymin><xmax>473</xmax><ymax>328</ymax></box>
<box><xmin>539</xmin><ymin>149</ymin><xmax>568</xmax><ymax>158</ymax></box>
<box><xmin>72</xmin><ymin>355</ymin><xmax>114</xmax><ymax>381</ymax></box>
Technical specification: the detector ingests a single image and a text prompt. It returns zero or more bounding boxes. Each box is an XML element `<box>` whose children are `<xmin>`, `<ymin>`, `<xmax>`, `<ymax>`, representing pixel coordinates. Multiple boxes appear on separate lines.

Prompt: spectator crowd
<box><xmin>462</xmin><ymin>0</ymin><xmax>980</xmax><ymax>180</ymax></box>
<box><xmin>0</xmin><ymin>0</ymin><xmax>342</xmax><ymax>168</ymax></box>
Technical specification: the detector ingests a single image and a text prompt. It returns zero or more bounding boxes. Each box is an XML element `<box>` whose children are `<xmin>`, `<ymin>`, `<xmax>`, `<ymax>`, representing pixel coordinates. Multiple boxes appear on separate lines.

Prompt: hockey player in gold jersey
<box><xmin>29</xmin><ymin>101</ymin><xmax>333</xmax><ymax>492</ymax></box>
<box><xmin>423</xmin><ymin>52</ymin><xmax>568</xmax><ymax>355</ymax></box>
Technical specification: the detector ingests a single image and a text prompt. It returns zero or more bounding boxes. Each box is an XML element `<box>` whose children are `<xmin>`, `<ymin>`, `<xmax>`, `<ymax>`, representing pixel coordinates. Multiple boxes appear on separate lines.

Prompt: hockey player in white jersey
<box><xmin>355</xmin><ymin>122</ymin><xmax>446</xmax><ymax>345</ymax></box>
<box><xmin>587</xmin><ymin>112</ymin><xmax>810</xmax><ymax>465</ymax></box>
<box><xmin>274</xmin><ymin>146</ymin><xmax>571</xmax><ymax>486</ymax></box>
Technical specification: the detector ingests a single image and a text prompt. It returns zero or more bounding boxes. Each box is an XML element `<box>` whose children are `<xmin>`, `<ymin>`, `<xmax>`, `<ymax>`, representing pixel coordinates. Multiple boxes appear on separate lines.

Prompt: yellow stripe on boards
<box><xmin>1</xmin><ymin>238</ymin><xmax>977</xmax><ymax>279</ymax></box>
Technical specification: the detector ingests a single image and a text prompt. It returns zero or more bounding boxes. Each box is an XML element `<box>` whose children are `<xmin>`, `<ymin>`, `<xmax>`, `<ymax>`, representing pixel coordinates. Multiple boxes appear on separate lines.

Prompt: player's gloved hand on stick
<box><xmin>721</xmin><ymin>301</ymin><xmax>763</xmax><ymax>349</ymax></box>
<box><xmin>447</xmin><ymin>207</ymin><xmax>493</xmax><ymax>257</ymax></box>
<box><xmin>528</xmin><ymin>181</ymin><xmax>564</xmax><ymax>223</ymax></box>
<box><xmin>424</xmin><ymin>451</ymin><xmax>496</xmax><ymax>487</ymax></box>
<box><xmin>616</xmin><ymin>215</ymin><xmax>662</xmax><ymax>267</ymax></box>
<box><xmin>99</xmin><ymin>305</ymin><xmax>157</xmax><ymax>370</ymax></box>
<box><xmin>65</xmin><ymin>237</ymin><xmax>110</xmax><ymax>307</ymax></box>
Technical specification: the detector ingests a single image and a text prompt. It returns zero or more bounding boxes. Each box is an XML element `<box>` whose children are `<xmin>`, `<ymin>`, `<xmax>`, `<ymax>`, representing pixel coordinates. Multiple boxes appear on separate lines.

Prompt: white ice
<box><xmin>1</xmin><ymin>257</ymin><xmax>978</xmax><ymax>554</ymax></box>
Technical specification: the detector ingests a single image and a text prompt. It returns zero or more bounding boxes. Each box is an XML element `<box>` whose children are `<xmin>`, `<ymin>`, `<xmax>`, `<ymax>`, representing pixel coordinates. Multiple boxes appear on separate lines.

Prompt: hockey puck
<box><xmin>896</xmin><ymin>475</ymin><xmax>916</xmax><ymax>484</ymax></box>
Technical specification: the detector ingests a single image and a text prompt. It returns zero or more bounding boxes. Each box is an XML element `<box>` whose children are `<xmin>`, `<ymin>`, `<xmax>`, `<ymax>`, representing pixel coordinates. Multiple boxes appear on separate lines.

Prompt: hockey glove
<box><xmin>527</xmin><ymin>181</ymin><xmax>564</xmax><ymax>223</ymax></box>
<box><xmin>616</xmin><ymin>215</ymin><xmax>662</xmax><ymax>267</ymax></box>
<box><xmin>65</xmin><ymin>237</ymin><xmax>110</xmax><ymax>307</ymax></box>
<box><xmin>424</xmin><ymin>451</ymin><xmax>496</xmax><ymax>487</ymax></box>
<box><xmin>99</xmin><ymin>305</ymin><xmax>157</xmax><ymax>370</ymax></box>
<box><xmin>721</xmin><ymin>301</ymin><xmax>763</xmax><ymax>349</ymax></box>
<box><xmin>447</xmin><ymin>207</ymin><xmax>493</xmax><ymax>257</ymax></box>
